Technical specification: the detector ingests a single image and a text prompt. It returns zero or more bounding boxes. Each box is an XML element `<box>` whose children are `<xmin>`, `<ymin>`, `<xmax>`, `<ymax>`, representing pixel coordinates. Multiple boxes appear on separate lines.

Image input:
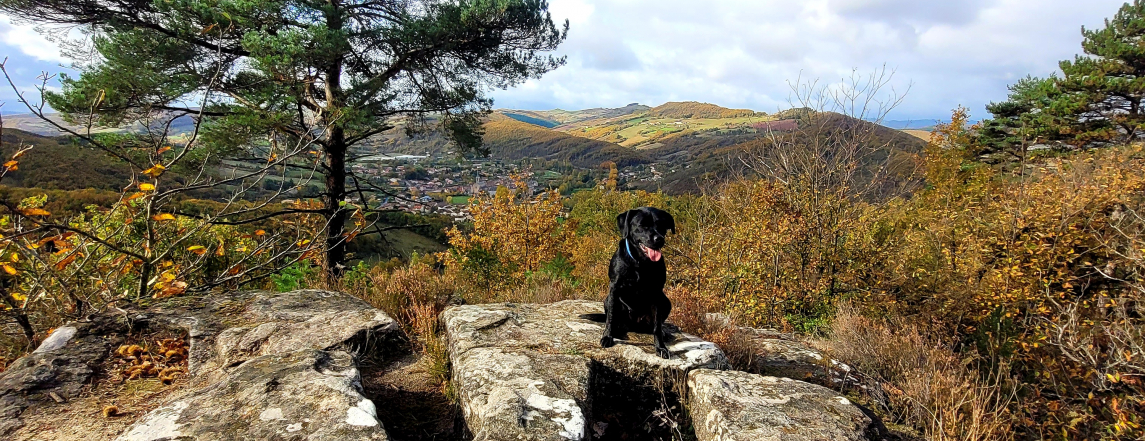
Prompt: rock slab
<box><xmin>116</xmin><ymin>349</ymin><xmax>389</xmax><ymax>441</ymax></box>
<box><xmin>703</xmin><ymin>313</ymin><xmax>856</xmax><ymax>388</ymax></box>
<box><xmin>0</xmin><ymin>289</ymin><xmax>402</xmax><ymax>440</ymax></box>
<box><xmin>139</xmin><ymin>289</ymin><xmax>400</xmax><ymax>378</ymax></box>
<box><xmin>443</xmin><ymin>300</ymin><xmax>727</xmax><ymax>441</ymax></box>
<box><xmin>113</xmin><ymin>290</ymin><xmax>401</xmax><ymax>441</ymax></box>
<box><xmin>686</xmin><ymin>369</ymin><xmax>876</xmax><ymax>441</ymax></box>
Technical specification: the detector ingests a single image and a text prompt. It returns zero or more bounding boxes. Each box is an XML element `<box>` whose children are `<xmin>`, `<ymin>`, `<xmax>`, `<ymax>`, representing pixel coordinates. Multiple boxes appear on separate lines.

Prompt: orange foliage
<box><xmin>443</xmin><ymin>176</ymin><xmax>576</xmax><ymax>290</ymax></box>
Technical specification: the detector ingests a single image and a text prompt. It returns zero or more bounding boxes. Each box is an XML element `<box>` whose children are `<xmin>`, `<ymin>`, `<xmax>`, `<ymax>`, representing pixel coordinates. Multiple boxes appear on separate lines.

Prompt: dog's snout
<box><xmin>652</xmin><ymin>235</ymin><xmax>665</xmax><ymax>247</ymax></box>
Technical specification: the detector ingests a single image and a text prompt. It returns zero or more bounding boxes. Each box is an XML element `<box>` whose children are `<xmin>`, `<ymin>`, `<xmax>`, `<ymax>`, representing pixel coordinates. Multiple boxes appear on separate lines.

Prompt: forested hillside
<box><xmin>0</xmin><ymin>129</ymin><xmax>128</xmax><ymax>191</ymax></box>
<box><xmin>647</xmin><ymin>101</ymin><xmax>760</xmax><ymax>119</ymax></box>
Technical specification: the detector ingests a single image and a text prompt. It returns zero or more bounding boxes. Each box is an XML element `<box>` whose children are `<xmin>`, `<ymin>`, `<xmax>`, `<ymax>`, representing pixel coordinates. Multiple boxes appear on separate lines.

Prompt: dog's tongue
<box><xmin>643</xmin><ymin>246</ymin><xmax>662</xmax><ymax>262</ymax></box>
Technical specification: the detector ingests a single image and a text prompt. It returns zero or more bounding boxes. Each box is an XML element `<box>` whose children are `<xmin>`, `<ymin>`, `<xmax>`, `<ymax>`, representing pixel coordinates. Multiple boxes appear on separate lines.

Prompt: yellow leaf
<box><xmin>140</xmin><ymin>183</ymin><xmax>156</xmax><ymax>191</ymax></box>
<box><xmin>2</xmin><ymin>264</ymin><xmax>16</xmax><ymax>275</ymax></box>
<box><xmin>157</xmin><ymin>146</ymin><xmax>172</xmax><ymax>154</ymax></box>
<box><xmin>3</xmin><ymin>160</ymin><xmax>17</xmax><ymax>170</ymax></box>
<box><xmin>19</xmin><ymin>208</ymin><xmax>50</xmax><ymax>217</ymax></box>
<box><xmin>125</xmin><ymin>192</ymin><xmax>146</xmax><ymax>201</ymax></box>
<box><xmin>187</xmin><ymin>245</ymin><xmax>207</xmax><ymax>255</ymax></box>
<box><xmin>11</xmin><ymin>292</ymin><xmax>26</xmax><ymax>302</ymax></box>
<box><xmin>255</xmin><ymin>230</ymin><xmax>266</xmax><ymax>236</ymax></box>
<box><xmin>142</xmin><ymin>164</ymin><xmax>166</xmax><ymax>178</ymax></box>
<box><xmin>152</xmin><ymin>213</ymin><xmax>176</xmax><ymax>222</ymax></box>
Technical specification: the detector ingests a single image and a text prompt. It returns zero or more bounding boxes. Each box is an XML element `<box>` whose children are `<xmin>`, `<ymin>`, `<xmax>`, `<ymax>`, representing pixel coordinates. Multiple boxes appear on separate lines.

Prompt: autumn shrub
<box><xmin>442</xmin><ymin>176</ymin><xmax>577</xmax><ymax>296</ymax></box>
<box><xmin>342</xmin><ymin>261</ymin><xmax>455</xmax><ymax>334</ymax></box>
<box><xmin>876</xmin><ymin>121</ymin><xmax>1145</xmax><ymax>439</ymax></box>
<box><xmin>0</xmin><ymin>190</ymin><xmax>310</xmax><ymax>360</ymax></box>
<box><xmin>827</xmin><ymin>303</ymin><xmax>1018</xmax><ymax>441</ymax></box>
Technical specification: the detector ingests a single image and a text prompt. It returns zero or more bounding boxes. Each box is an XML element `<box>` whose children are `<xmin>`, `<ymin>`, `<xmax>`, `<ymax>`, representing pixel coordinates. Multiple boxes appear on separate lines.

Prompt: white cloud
<box><xmin>491</xmin><ymin>0</ymin><xmax>1127</xmax><ymax>120</ymax></box>
<box><xmin>0</xmin><ymin>2</ymin><xmax>1126</xmax><ymax>120</ymax></box>
<box><xmin>0</xmin><ymin>15</ymin><xmax>67</xmax><ymax>63</ymax></box>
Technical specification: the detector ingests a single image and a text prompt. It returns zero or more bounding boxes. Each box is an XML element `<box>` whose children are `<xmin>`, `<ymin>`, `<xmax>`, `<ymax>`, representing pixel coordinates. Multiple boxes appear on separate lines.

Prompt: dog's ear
<box><xmin>616</xmin><ymin>210</ymin><xmax>634</xmax><ymax>238</ymax></box>
<box><xmin>650</xmin><ymin>208</ymin><xmax>676</xmax><ymax>234</ymax></box>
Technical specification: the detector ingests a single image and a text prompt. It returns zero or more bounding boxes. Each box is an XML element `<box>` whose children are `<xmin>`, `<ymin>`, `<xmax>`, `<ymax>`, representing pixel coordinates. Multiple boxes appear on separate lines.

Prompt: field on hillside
<box><xmin>902</xmin><ymin>129</ymin><xmax>932</xmax><ymax>142</ymax></box>
<box><xmin>561</xmin><ymin>114</ymin><xmax>772</xmax><ymax>148</ymax></box>
<box><xmin>535</xmin><ymin>102</ymin><xmax>773</xmax><ymax>149</ymax></box>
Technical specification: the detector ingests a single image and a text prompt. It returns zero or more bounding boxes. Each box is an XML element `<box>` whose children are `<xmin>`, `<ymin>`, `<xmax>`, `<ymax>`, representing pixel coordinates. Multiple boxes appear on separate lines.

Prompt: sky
<box><xmin>0</xmin><ymin>0</ymin><xmax>1128</xmax><ymax>121</ymax></box>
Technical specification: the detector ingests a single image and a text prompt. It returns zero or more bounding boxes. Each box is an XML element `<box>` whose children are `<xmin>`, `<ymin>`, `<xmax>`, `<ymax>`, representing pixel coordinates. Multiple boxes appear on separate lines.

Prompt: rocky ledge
<box><xmin>0</xmin><ymin>289</ymin><xmax>401</xmax><ymax>440</ymax></box>
<box><xmin>442</xmin><ymin>301</ymin><xmax>885</xmax><ymax>441</ymax></box>
<box><xmin>442</xmin><ymin>300</ymin><xmax>727</xmax><ymax>441</ymax></box>
<box><xmin>1</xmin><ymin>292</ymin><xmax>885</xmax><ymax>440</ymax></box>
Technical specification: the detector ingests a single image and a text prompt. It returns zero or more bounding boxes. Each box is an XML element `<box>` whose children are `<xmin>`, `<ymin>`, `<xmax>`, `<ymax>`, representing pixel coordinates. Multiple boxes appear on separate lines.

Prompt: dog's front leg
<box><xmin>652</xmin><ymin>304</ymin><xmax>671</xmax><ymax>359</ymax></box>
<box><xmin>600</xmin><ymin>287</ymin><xmax>619</xmax><ymax>348</ymax></box>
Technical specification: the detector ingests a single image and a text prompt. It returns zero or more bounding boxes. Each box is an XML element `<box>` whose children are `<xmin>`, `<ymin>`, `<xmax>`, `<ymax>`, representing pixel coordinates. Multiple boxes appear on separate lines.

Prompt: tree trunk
<box><xmin>323</xmin><ymin>3</ymin><xmax>348</xmax><ymax>282</ymax></box>
<box><xmin>325</xmin><ymin>125</ymin><xmax>348</xmax><ymax>280</ymax></box>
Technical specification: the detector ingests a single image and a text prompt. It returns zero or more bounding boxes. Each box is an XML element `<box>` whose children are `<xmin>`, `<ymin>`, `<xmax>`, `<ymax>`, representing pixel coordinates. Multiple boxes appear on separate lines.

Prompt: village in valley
<box><xmin>342</xmin><ymin>153</ymin><xmax>670</xmax><ymax>222</ymax></box>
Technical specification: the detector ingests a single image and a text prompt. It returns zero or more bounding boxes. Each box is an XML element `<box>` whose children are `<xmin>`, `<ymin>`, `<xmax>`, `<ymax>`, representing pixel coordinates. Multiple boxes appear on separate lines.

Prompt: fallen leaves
<box><xmin>113</xmin><ymin>337</ymin><xmax>188</xmax><ymax>385</ymax></box>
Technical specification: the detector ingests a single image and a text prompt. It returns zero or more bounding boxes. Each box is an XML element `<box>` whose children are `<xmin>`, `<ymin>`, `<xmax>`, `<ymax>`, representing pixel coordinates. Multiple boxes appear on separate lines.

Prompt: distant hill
<box><xmin>502</xmin><ymin>113</ymin><xmax>560</xmax><ymax>128</ymax></box>
<box><xmin>480</xmin><ymin>114</ymin><xmax>649</xmax><ymax>168</ymax></box>
<box><xmin>3</xmin><ymin>112</ymin><xmax>198</xmax><ymax>137</ymax></box>
<box><xmin>505</xmin><ymin>104</ymin><xmax>651</xmax><ymax>127</ymax></box>
<box><xmin>880</xmin><ymin>119</ymin><xmax>944</xmax><ymax>130</ymax></box>
<box><xmin>540</xmin><ymin>102</ymin><xmax>770</xmax><ymax>149</ymax></box>
<box><xmin>367</xmin><ymin>104</ymin><xmax>926</xmax><ymax>194</ymax></box>
<box><xmin>0</xmin><ymin>128</ymin><xmax>131</xmax><ymax>191</ymax></box>
<box><xmin>648</xmin><ymin>102</ymin><xmax>760</xmax><ymax>119</ymax></box>
<box><xmin>630</xmin><ymin>112</ymin><xmax>929</xmax><ymax>194</ymax></box>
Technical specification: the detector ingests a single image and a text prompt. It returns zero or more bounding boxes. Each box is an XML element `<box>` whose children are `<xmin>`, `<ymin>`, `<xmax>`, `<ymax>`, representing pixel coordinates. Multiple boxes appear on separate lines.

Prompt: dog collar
<box><xmin>625</xmin><ymin>239</ymin><xmax>635</xmax><ymax>260</ymax></box>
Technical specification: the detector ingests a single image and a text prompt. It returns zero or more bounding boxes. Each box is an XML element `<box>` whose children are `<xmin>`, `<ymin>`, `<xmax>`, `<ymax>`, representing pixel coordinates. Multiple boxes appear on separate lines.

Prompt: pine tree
<box><xmin>981</xmin><ymin>0</ymin><xmax>1145</xmax><ymax>149</ymax></box>
<box><xmin>977</xmin><ymin>75</ymin><xmax>1077</xmax><ymax>159</ymax></box>
<box><xmin>0</xmin><ymin>0</ymin><xmax>568</xmax><ymax>278</ymax></box>
<box><xmin>1057</xmin><ymin>0</ymin><xmax>1145</xmax><ymax>144</ymax></box>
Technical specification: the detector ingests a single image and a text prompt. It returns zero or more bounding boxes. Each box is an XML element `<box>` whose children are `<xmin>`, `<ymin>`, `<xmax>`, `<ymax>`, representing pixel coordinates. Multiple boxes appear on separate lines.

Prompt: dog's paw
<box><xmin>600</xmin><ymin>336</ymin><xmax>616</xmax><ymax>348</ymax></box>
<box><xmin>656</xmin><ymin>345</ymin><xmax>672</xmax><ymax>359</ymax></box>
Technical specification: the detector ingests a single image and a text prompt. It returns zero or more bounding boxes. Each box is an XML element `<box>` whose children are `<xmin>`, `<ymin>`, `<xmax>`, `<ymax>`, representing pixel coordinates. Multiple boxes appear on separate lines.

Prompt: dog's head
<box><xmin>617</xmin><ymin>207</ymin><xmax>675</xmax><ymax>262</ymax></box>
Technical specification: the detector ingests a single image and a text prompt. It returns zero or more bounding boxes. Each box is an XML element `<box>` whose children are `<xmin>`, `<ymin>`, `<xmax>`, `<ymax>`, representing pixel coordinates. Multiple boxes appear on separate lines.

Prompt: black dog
<box><xmin>581</xmin><ymin>207</ymin><xmax>676</xmax><ymax>359</ymax></box>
